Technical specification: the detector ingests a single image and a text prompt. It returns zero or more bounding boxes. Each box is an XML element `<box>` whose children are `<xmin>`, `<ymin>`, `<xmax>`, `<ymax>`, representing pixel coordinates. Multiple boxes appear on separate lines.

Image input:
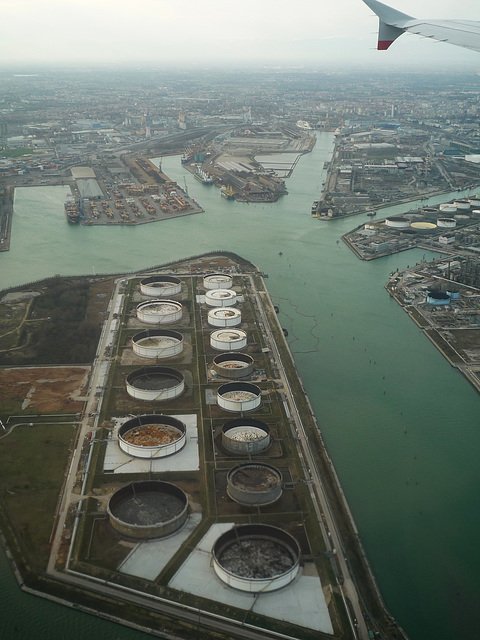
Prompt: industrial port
<box><xmin>0</xmin><ymin>253</ymin><xmax>407</xmax><ymax>640</ymax></box>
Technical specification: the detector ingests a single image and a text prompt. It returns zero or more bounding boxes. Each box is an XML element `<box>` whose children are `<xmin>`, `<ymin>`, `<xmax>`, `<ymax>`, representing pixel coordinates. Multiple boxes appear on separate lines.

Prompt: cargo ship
<box><xmin>64</xmin><ymin>196</ymin><xmax>81</xmax><ymax>224</ymax></box>
<box><xmin>194</xmin><ymin>168</ymin><xmax>214</xmax><ymax>185</ymax></box>
<box><xmin>220</xmin><ymin>185</ymin><xmax>235</xmax><ymax>200</ymax></box>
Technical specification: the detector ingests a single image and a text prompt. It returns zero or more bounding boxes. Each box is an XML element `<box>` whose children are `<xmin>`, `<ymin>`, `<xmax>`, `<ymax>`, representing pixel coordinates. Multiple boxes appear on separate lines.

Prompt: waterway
<box><xmin>1</xmin><ymin>133</ymin><xmax>479</xmax><ymax>640</ymax></box>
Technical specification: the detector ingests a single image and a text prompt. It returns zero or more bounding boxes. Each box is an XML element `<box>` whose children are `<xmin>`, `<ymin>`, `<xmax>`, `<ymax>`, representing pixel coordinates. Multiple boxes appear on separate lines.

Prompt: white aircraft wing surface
<box><xmin>363</xmin><ymin>0</ymin><xmax>480</xmax><ymax>53</ymax></box>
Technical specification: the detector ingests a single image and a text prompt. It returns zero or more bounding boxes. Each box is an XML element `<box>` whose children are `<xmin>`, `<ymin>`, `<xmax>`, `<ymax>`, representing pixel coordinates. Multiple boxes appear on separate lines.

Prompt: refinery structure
<box><xmin>0</xmin><ymin>256</ymin><xmax>397</xmax><ymax>640</ymax></box>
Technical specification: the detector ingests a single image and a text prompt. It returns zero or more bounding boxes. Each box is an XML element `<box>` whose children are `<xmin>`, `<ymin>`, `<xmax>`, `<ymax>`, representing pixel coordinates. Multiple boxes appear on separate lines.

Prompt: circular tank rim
<box><xmin>107</xmin><ymin>480</ymin><xmax>188</xmax><ymax>537</ymax></box>
<box><xmin>118</xmin><ymin>414</ymin><xmax>186</xmax><ymax>451</ymax></box>
<box><xmin>126</xmin><ymin>366</ymin><xmax>185</xmax><ymax>386</ymax></box>
<box><xmin>212</xmin><ymin>524</ymin><xmax>300</xmax><ymax>585</ymax></box>
<box><xmin>210</xmin><ymin>329</ymin><xmax>247</xmax><ymax>341</ymax></box>
<box><xmin>213</xmin><ymin>352</ymin><xmax>254</xmax><ymax>366</ymax></box>
<box><xmin>222</xmin><ymin>417</ymin><xmax>270</xmax><ymax>436</ymax></box>
<box><xmin>227</xmin><ymin>463</ymin><xmax>283</xmax><ymax>505</ymax></box>
<box><xmin>140</xmin><ymin>275</ymin><xmax>182</xmax><ymax>286</ymax></box>
<box><xmin>203</xmin><ymin>273</ymin><xmax>233</xmax><ymax>289</ymax></box>
<box><xmin>218</xmin><ymin>381</ymin><xmax>261</xmax><ymax>397</ymax></box>
<box><xmin>136</xmin><ymin>299</ymin><xmax>183</xmax><ymax>312</ymax></box>
<box><xmin>132</xmin><ymin>328</ymin><xmax>184</xmax><ymax>344</ymax></box>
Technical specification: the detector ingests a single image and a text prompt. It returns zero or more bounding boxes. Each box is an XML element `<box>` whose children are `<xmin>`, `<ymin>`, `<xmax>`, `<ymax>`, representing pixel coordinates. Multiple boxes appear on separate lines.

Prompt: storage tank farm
<box><xmin>108</xmin><ymin>271</ymin><xmax>305</xmax><ymax>606</ymax></box>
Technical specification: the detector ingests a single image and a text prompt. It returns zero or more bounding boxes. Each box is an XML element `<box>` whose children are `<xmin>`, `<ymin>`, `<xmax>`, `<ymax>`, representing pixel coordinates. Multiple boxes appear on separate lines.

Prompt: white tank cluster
<box><xmin>203</xmin><ymin>273</ymin><xmax>233</xmax><ymax>290</ymax></box>
<box><xmin>107</xmin><ymin>481</ymin><xmax>188</xmax><ymax>539</ymax></box>
<box><xmin>140</xmin><ymin>275</ymin><xmax>182</xmax><ymax>297</ymax></box>
<box><xmin>136</xmin><ymin>300</ymin><xmax>183</xmax><ymax>325</ymax></box>
<box><xmin>126</xmin><ymin>366</ymin><xmax>185</xmax><ymax>402</ymax></box>
<box><xmin>221</xmin><ymin>418</ymin><xmax>270</xmax><ymax>454</ymax></box>
<box><xmin>212</xmin><ymin>524</ymin><xmax>300</xmax><ymax>593</ymax></box>
<box><xmin>227</xmin><ymin>463</ymin><xmax>283</xmax><ymax>506</ymax></box>
<box><xmin>210</xmin><ymin>329</ymin><xmax>247</xmax><ymax>351</ymax></box>
<box><xmin>217</xmin><ymin>382</ymin><xmax>261</xmax><ymax>412</ymax></box>
<box><xmin>213</xmin><ymin>353</ymin><xmax>254</xmax><ymax>379</ymax></box>
<box><xmin>132</xmin><ymin>329</ymin><xmax>184</xmax><ymax>359</ymax></box>
<box><xmin>205</xmin><ymin>289</ymin><xmax>237</xmax><ymax>307</ymax></box>
<box><xmin>207</xmin><ymin>307</ymin><xmax>241</xmax><ymax>327</ymax></box>
<box><xmin>118</xmin><ymin>414</ymin><xmax>186</xmax><ymax>458</ymax></box>
<box><xmin>385</xmin><ymin>216</ymin><xmax>410</xmax><ymax>229</ymax></box>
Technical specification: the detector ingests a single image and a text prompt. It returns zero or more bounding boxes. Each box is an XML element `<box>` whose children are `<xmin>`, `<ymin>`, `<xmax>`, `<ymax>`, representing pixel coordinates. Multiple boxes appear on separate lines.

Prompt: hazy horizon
<box><xmin>2</xmin><ymin>0</ymin><xmax>480</xmax><ymax>71</ymax></box>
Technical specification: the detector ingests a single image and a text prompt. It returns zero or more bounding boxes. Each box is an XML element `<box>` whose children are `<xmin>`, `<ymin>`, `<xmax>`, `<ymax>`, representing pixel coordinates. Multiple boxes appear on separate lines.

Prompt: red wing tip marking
<box><xmin>378</xmin><ymin>40</ymin><xmax>394</xmax><ymax>50</ymax></box>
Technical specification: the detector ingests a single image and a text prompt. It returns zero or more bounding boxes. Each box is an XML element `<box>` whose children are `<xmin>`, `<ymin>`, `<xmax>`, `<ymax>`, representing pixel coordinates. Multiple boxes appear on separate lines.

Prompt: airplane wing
<box><xmin>362</xmin><ymin>0</ymin><xmax>480</xmax><ymax>53</ymax></box>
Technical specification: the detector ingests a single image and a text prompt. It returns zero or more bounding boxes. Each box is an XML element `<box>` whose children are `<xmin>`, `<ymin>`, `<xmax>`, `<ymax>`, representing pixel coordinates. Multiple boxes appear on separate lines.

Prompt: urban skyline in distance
<box><xmin>3</xmin><ymin>0</ymin><xmax>480</xmax><ymax>70</ymax></box>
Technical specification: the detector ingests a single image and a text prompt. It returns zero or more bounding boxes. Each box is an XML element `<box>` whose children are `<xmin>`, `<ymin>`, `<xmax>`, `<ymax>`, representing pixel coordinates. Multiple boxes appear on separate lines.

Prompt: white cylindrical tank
<box><xmin>136</xmin><ymin>300</ymin><xmax>183</xmax><ymax>324</ymax></box>
<box><xmin>385</xmin><ymin>216</ymin><xmax>410</xmax><ymax>228</ymax></box>
<box><xmin>132</xmin><ymin>329</ymin><xmax>184</xmax><ymax>359</ymax></box>
<box><xmin>222</xmin><ymin>418</ymin><xmax>270</xmax><ymax>454</ymax></box>
<box><xmin>437</xmin><ymin>218</ymin><xmax>457</xmax><ymax>228</ymax></box>
<box><xmin>203</xmin><ymin>273</ymin><xmax>233</xmax><ymax>290</ymax></box>
<box><xmin>210</xmin><ymin>329</ymin><xmax>247</xmax><ymax>351</ymax></box>
<box><xmin>217</xmin><ymin>382</ymin><xmax>261</xmax><ymax>412</ymax></box>
<box><xmin>213</xmin><ymin>353</ymin><xmax>254</xmax><ymax>379</ymax></box>
<box><xmin>410</xmin><ymin>222</ymin><xmax>437</xmax><ymax>233</ymax></box>
<box><xmin>212</xmin><ymin>525</ymin><xmax>300</xmax><ymax>593</ymax></box>
<box><xmin>439</xmin><ymin>204</ymin><xmax>457</xmax><ymax>213</ymax></box>
<box><xmin>140</xmin><ymin>276</ymin><xmax>182</xmax><ymax>297</ymax></box>
<box><xmin>205</xmin><ymin>289</ymin><xmax>237</xmax><ymax>307</ymax></box>
<box><xmin>453</xmin><ymin>200</ymin><xmax>470</xmax><ymax>210</ymax></box>
<box><xmin>208</xmin><ymin>307</ymin><xmax>241</xmax><ymax>327</ymax></box>
<box><xmin>126</xmin><ymin>366</ymin><xmax>185</xmax><ymax>401</ymax></box>
<box><xmin>118</xmin><ymin>414</ymin><xmax>187</xmax><ymax>458</ymax></box>
<box><xmin>227</xmin><ymin>463</ymin><xmax>283</xmax><ymax>506</ymax></box>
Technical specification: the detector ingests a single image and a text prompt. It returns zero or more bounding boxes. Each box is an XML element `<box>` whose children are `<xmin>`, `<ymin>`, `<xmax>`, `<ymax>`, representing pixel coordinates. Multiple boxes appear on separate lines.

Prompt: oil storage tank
<box><xmin>385</xmin><ymin>216</ymin><xmax>410</xmax><ymax>229</ymax></box>
<box><xmin>126</xmin><ymin>366</ymin><xmax>185</xmax><ymax>401</ymax></box>
<box><xmin>203</xmin><ymin>273</ymin><xmax>233</xmax><ymax>290</ymax></box>
<box><xmin>140</xmin><ymin>275</ymin><xmax>182</xmax><ymax>297</ymax></box>
<box><xmin>210</xmin><ymin>329</ymin><xmax>247</xmax><ymax>351</ymax></box>
<box><xmin>217</xmin><ymin>382</ymin><xmax>261</xmax><ymax>412</ymax></box>
<box><xmin>208</xmin><ymin>307</ymin><xmax>241</xmax><ymax>328</ymax></box>
<box><xmin>107</xmin><ymin>481</ymin><xmax>188</xmax><ymax>539</ymax></box>
<box><xmin>437</xmin><ymin>217</ymin><xmax>457</xmax><ymax>228</ymax></box>
<box><xmin>213</xmin><ymin>353</ymin><xmax>254</xmax><ymax>379</ymax></box>
<box><xmin>136</xmin><ymin>300</ymin><xmax>182</xmax><ymax>324</ymax></box>
<box><xmin>205</xmin><ymin>289</ymin><xmax>237</xmax><ymax>307</ymax></box>
<box><xmin>212</xmin><ymin>524</ymin><xmax>300</xmax><ymax>592</ymax></box>
<box><xmin>118</xmin><ymin>414</ymin><xmax>186</xmax><ymax>458</ymax></box>
<box><xmin>227</xmin><ymin>463</ymin><xmax>283</xmax><ymax>505</ymax></box>
<box><xmin>132</xmin><ymin>329</ymin><xmax>184</xmax><ymax>359</ymax></box>
<box><xmin>222</xmin><ymin>418</ymin><xmax>270</xmax><ymax>454</ymax></box>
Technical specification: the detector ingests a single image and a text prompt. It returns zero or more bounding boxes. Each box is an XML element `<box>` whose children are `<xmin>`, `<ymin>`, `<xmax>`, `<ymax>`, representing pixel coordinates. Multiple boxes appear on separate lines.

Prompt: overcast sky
<box><xmin>2</xmin><ymin>0</ymin><xmax>480</xmax><ymax>70</ymax></box>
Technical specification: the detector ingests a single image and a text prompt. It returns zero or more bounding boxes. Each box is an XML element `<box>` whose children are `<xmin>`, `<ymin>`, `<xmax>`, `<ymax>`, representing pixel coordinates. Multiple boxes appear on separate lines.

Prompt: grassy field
<box><xmin>0</xmin><ymin>422</ymin><xmax>77</xmax><ymax>570</ymax></box>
